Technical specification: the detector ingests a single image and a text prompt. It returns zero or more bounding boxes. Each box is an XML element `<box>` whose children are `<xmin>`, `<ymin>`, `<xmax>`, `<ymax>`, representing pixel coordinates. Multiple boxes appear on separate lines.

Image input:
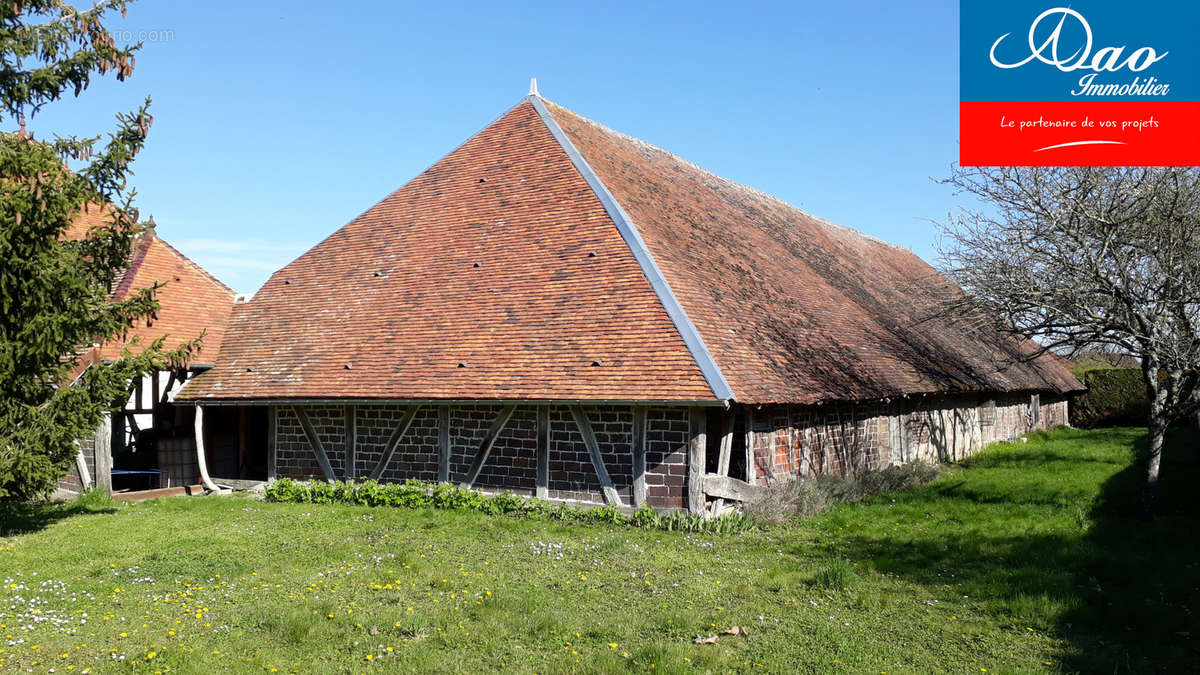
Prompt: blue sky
<box><xmin>32</xmin><ymin>0</ymin><xmax>961</xmax><ymax>295</ymax></box>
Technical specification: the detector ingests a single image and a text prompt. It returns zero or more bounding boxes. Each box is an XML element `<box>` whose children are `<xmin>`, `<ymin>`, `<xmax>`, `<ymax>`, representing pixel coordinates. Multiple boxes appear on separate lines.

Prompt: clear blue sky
<box><xmin>32</xmin><ymin>0</ymin><xmax>961</xmax><ymax>295</ymax></box>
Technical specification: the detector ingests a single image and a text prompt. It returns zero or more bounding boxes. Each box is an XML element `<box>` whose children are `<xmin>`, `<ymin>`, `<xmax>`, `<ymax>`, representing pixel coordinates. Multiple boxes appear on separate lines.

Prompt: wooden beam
<box><xmin>74</xmin><ymin>442</ymin><xmax>93</xmax><ymax>491</ymax></box>
<box><xmin>267</xmin><ymin>405</ymin><xmax>277</xmax><ymax>481</ymax></box>
<box><xmin>94</xmin><ymin>415</ymin><xmax>113</xmax><ymax>494</ymax></box>
<box><xmin>459</xmin><ymin>405</ymin><xmax>517</xmax><ymax>488</ymax></box>
<box><xmin>151</xmin><ymin>371</ymin><xmax>160</xmax><ymax>412</ymax></box>
<box><xmin>368</xmin><ymin>405</ymin><xmax>421</xmax><ymax>480</ymax></box>
<box><xmin>687</xmin><ymin>407</ymin><xmax>706</xmax><ymax>515</ymax></box>
<box><xmin>437</xmin><ymin>405</ymin><xmax>451</xmax><ymax>484</ymax></box>
<box><xmin>194</xmin><ymin>405</ymin><xmax>222</xmax><ymax>492</ymax></box>
<box><xmin>536</xmin><ymin>406</ymin><xmax>550</xmax><ymax>500</ymax></box>
<box><xmin>568</xmin><ymin>405</ymin><xmax>622</xmax><ymax>506</ymax></box>
<box><xmin>711</xmin><ymin>412</ymin><xmax>735</xmax><ymax>514</ymax></box>
<box><xmin>292</xmin><ymin>406</ymin><xmax>336</xmax><ymax>482</ymax></box>
<box><xmin>344</xmin><ymin>405</ymin><xmax>357</xmax><ymax>480</ymax></box>
<box><xmin>744</xmin><ymin>408</ymin><xmax>755</xmax><ymax>484</ymax></box>
<box><xmin>703</xmin><ymin>473</ymin><xmax>765</xmax><ymax>502</ymax></box>
<box><xmin>716</xmin><ymin>412</ymin><xmax>733</xmax><ymax>475</ymax></box>
<box><xmin>631</xmin><ymin>406</ymin><xmax>648</xmax><ymax>508</ymax></box>
<box><xmin>159</xmin><ymin>371</ymin><xmax>177</xmax><ymax>404</ymax></box>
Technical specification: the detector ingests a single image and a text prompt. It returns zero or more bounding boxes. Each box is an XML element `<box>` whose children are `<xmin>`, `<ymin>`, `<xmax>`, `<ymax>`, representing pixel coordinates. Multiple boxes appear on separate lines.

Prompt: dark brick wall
<box><xmin>271</xmin><ymin>403</ymin><xmax>691</xmax><ymax>509</ymax></box>
<box><xmin>276</xmin><ymin>405</ymin><xmax>347</xmax><ymax>480</ymax></box>
<box><xmin>272</xmin><ymin>395</ymin><xmax>1073</xmax><ymax>508</ymax></box>
<box><xmin>644</xmin><ymin>407</ymin><xmax>690</xmax><ymax>509</ymax></box>
<box><xmin>356</xmin><ymin>405</ymin><xmax>440</xmax><ymax>482</ymax></box>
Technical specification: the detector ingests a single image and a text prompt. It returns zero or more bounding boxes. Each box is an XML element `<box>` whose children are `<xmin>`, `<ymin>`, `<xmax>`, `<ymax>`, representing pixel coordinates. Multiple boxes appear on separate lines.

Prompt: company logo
<box><xmin>989</xmin><ymin>8</ymin><xmax>1171</xmax><ymax>98</ymax></box>
<box><xmin>989</xmin><ymin>8</ymin><xmax>1166</xmax><ymax>74</ymax></box>
<box><xmin>959</xmin><ymin>1</ymin><xmax>1198</xmax><ymax>166</ymax></box>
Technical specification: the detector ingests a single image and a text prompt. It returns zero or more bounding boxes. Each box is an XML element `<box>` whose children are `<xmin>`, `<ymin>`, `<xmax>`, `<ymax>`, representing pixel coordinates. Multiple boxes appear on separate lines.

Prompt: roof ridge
<box><xmin>149</xmin><ymin>232</ymin><xmax>237</xmax><ymax>297</ymax></box>
<box><xmin>528</xmin><ymin>95</ymin><xmax>734</xmax><ymax>402</ymax></box>
<box><xmin>541</xmin><ymin>100</ymin><xmax>909</xmax><ymax>253</ymax></box>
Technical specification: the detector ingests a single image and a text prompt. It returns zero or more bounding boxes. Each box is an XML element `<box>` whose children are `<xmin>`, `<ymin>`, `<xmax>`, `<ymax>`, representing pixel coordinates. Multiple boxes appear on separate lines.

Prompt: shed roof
<box><xmin>180</xmin><ymin>94</ymin><xmax>1081</xmax><ymax>404</ymax></box>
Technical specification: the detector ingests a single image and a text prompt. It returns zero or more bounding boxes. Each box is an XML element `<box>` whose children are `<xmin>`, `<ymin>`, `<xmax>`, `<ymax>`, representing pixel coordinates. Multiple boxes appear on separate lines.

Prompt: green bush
<box><xmin>264</xmin><ymin>478</ymin><xmax>754</xmax><ymax>534</ymax></box>
<box><xmin>1071</xmin><ymin>368</ymin><xmax>1146</xmax><ymax>428</ymax></box>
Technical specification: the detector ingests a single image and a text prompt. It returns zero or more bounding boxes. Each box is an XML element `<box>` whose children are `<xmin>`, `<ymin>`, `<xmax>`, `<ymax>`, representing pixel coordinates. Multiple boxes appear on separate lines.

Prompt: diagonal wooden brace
<box><xmin>459</xmin><ymin>405</ymin><xmax>517</xmax><ymax>488</ymax></box>
<box><xmin>568</xmin><ymin>405</ymin><xmax>622</xmax><ymax>506</ymax></box>
<box><xmin>368</xmin><ymin>405</ymin><xmax>421</xmax><ymax>480</ymax></box>
<box><xmin>293</xmin><ymin>406</ymin><xmax>336</xmax><ymax>482</ymax></box>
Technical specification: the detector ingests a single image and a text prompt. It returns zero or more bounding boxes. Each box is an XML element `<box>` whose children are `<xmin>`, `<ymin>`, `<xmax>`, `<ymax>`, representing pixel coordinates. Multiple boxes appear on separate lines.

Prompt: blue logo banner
<box><xmin>961</xmin><ymin>0</ymin><xmax>1199</xmax><ymax>102</ymax></box>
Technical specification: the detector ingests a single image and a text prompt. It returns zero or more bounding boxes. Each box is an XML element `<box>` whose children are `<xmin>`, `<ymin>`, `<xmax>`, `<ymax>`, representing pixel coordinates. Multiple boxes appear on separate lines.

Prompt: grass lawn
<box><xmin>1</xmin><ymin>427</ymin><xmax>1196</xmax><ymax>673</ymax></box>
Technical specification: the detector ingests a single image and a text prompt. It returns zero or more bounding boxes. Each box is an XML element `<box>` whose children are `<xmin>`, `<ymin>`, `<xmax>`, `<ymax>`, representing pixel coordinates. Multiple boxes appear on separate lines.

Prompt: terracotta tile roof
<box><xmin>181</xmin><ymin>101</ymin><xmax>714</xmax><ymax>402</ymax></box>
<box><xmin>181</xmin><ymin>95</ymin><xmax>1081</xmax><ymax>404</ymax></box>
<box><xmin>544</xmin><ymin>102</ymin><xmax>1083</xmax><ymax>403</ymax></box>
<box><xmin>67</xmin><ymin>207</ymin><xmax>236</xmax><ymax>373</ymax></box>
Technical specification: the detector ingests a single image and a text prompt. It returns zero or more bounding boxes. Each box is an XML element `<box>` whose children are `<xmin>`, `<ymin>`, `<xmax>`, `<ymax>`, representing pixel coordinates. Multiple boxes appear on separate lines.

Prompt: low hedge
<box><xmin>1071</xmin><ymin>368</ymin><xmax>1146</xmax><ymax>428</ymax></box>
<box><xmin>264</xmin><ymin>478</ymin><xmax>754</xmax><ymax>533</ymax></box>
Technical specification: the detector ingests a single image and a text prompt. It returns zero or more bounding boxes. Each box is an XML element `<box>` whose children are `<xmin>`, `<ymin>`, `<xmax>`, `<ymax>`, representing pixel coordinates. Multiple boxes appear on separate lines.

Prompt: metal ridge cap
<box><xmin>526</xmin><ymin>95</ymin><xmax>735</xmax><ymax>402</ymax></box>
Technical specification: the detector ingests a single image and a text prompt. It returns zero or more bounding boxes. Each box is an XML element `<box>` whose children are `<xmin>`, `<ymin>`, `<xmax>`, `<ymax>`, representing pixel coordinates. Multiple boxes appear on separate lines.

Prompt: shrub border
<box><xmin>264</xmin><ymin>478</ymin><xmax>754</xmax><ymax>534</ymax></box>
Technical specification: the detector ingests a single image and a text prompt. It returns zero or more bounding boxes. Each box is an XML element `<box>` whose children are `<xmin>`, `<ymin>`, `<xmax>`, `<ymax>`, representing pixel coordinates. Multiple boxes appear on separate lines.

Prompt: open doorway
<box><xmin>704</xmin><ymin>408</ymin><xmax>747</xmax><ymax>482</ymax></box>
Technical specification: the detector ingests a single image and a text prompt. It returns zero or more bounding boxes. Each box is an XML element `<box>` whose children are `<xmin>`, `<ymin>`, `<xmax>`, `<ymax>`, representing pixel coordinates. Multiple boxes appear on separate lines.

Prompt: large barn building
<box><xmin>179</xmin><ymin>89</ymin><xmax>1082</xmax><ymax>514</ymax></box>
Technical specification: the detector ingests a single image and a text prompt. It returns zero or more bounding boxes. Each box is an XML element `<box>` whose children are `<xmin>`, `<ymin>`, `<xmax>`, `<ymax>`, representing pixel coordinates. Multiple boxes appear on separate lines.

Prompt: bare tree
<box><xmin>939</xmin><ymin>166</ymin><xmax>1200</xmax><ymax>519</ymax></box>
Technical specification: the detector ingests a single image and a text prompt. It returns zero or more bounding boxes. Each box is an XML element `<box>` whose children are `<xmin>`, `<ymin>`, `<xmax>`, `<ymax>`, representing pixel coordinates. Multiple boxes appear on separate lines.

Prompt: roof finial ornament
<box><xmin>145</xmin><ymin>214</ymin><xmax>156</xmax><ymax>236</ymax></box>
<box><xmin>528</xmin><ymin>77</ymin><xmax>539</xmax><ymax>98</ymax></box>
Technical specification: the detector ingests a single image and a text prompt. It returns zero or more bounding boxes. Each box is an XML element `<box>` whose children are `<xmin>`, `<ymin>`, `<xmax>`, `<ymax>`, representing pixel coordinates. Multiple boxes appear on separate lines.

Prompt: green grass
<box><xmin>0</xmin><ymin>427</ymin><xmax>1196</xmax><ymax>673</ymax></box>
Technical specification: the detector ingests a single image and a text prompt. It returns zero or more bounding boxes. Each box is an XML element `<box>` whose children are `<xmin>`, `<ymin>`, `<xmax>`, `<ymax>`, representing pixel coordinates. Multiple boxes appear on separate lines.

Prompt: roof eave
<box><xmin>176</xmin><ymin>396</ymin><xmax>730</xmax><ymax>408</ymax></box>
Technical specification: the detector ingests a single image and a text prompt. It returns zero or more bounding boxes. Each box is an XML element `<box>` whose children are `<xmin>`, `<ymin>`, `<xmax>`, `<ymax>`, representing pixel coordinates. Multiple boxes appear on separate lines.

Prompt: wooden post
<box><xmin>194</xmin><ymin>405</ymin><xmax>222</xmax><ymax>492</ymax></box>
<box><xmin>568</xmin><ymin>406</ymin><xmax>622</xmax><ymax>506</ymax></box>
<box><xmin>631</xmin><ymin>406</ymin><xmax>648</xmax><ymax>508</ymax></box>
<box><xmin>744</xmin><ymin>408</ymin><xmax>755</xmax><ymax>484</ymax></box>
<box><xmin>368</xmin><ymin>405</ymin><xmax>421</xmax><ymax>479</ymax></box>
<box><xmin>437</xmin><ymin>405</ymin><xmax>451</xmax><ymax>484</ymax></box>
<box><xmin>237</xmin><ymin>407</ymin><xmax>249</xmax><ymax>479</ymax></box>
<box><xmin>151</xmin><ymin>372</ymin><xmax>160</xmax><ymax>414</ymax></box>
<box><xmin>292</xmin><ymin>406</ymin><xmax>336</xmax><ymax>482</ymax></box>
<box><xmin>95</xmin><ymin>414</ymin><xmax>112</xmax><ymax>494</ymax></box>
<box><xmin>267</xmin><ymin>405</ymin><xmax>278</xmax><ymax>481</ymax></box>
<box><xmin>687</xmin><ymin>407</ymin><xmax>706</xmax><ymax>515</ymax></box>
<box><xmin>344</xmin><ymin>405</ymin><xmax>357</xmax><ymax>480</ymax></box>
<box><xmin>460</xmin><ymin>405</ymin><xmax>517</xmax><ymax>488</ymax></box>
<box><xmin>536</xmin><ymin>406</ymin><xmax>550</xmax><ymax>500</ymax></box>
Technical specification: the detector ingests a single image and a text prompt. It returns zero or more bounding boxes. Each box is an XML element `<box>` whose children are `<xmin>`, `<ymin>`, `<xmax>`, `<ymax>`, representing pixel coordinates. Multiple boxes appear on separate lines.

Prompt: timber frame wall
<box><xmin>262</xmin><ymin>393</ymin><xmax>1069</xmax><ymax>515</ymax></box>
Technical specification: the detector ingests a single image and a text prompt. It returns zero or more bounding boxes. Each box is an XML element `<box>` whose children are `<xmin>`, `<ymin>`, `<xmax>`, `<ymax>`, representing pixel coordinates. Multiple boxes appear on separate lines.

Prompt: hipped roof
<box><xmin>180</xmin><ymin>95</ymin><xmax>1081</xmax><ymax>405</ymax></box>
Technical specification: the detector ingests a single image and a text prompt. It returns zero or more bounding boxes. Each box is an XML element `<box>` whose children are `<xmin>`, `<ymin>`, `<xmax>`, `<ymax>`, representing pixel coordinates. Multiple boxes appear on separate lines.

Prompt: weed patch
<box><xmin>744</xmin><ymin>461</ymin><xmax>940</xmax><ymax>522</ymax></box>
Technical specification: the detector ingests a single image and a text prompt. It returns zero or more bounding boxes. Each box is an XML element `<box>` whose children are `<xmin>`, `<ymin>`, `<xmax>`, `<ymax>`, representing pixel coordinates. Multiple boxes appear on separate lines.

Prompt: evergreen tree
<box><xmin>0</xmin><ymin>1</ymin><xmax>196</xmax><ymax>501</ymax></box>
